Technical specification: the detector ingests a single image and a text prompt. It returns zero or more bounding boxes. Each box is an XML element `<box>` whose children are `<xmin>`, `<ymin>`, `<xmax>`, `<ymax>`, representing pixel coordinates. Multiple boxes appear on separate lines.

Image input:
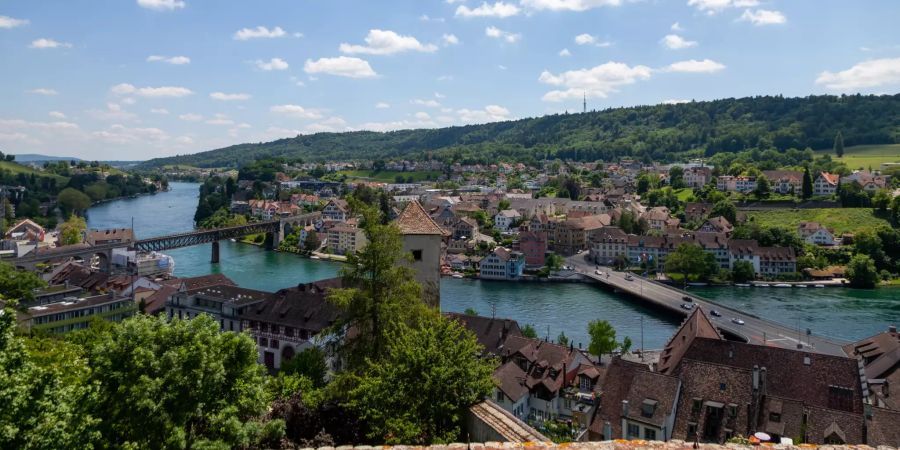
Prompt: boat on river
<box><xmin>735</xmin><ymin>283</ymin><xmax>751</xmax><ymax>287</ymax></box>
<box><xmin>774</xmin><ymin>283</ymin><xmax>792</xmax><ymax>288</ymax></box>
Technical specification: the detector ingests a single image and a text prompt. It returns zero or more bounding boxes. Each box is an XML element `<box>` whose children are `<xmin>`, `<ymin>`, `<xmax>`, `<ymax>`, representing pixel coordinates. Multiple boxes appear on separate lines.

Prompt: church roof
<box><xmin>395</xmin><ymin>200</ymin><xmax>447</xmax><ymax>236</ymax></box>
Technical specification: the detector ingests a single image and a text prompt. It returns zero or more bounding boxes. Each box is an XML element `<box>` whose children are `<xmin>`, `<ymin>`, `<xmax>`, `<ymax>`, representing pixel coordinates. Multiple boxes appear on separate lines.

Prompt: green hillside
<box><xmin>0</xmin><ymin>160</ymin><xmax>69</xmax><ymax>184</ymax></box>
<box><xmin>138</xmin><ymin>94</ymin><xmax>900</xmax><ymax>170</ymax></box>
<box><xmin>814</xmin><ymin>143</ymin><xmax>900</xmax><ymax>170</ymax></box>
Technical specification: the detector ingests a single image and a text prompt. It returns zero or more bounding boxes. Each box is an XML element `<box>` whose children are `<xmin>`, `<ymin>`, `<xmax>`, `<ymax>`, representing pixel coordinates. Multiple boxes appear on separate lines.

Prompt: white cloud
<box><xmin>412</xmin><ymin>99</ymin><xmax>441</xmax><ymax>108</ymax></box>
<box><xmin>27</xmin><ymin>88</ymin><xmax>58</xmax><ymax>96</ymax></box>
<box><xmin>179</xmin><ymin>113</ymin><xmax>203</xmax><ymax>121</ymax></box>
<box><xmin>210</xmin><ymin>92</ymin><xmax>251</xmax><ymax>101</ymax></box>
<box><xmin>375</xmin><ymin>102</ymin><xmax>391</xmax><ymax>109</ymax></box>
<box><xmin>687</xmin><ymin>0</ymin><xmax>758</xmax><ymax>15</ymax></box>
<box><xmin>538</xmin><ymin>61</ymin><xmax>652</xmax><ymax>101</ymax></box>
<box><xmin>443</xmin><ymin>33</ymin><xmax>460</xmax><ymax>46</ymax></box>
<box><xmin>339</xmin><ymin>29</ymin><xmax>437</xmax><ymax>55</ymax></box>
<box><xmin>434</xmin><ymin>92</ymin><xmax>446</xmax><ymax>99</ymax></box>
<box><xmin>815</xmin><ymin>57</ymin><xmax>900</xmax><ymax>91</ymax></box>
<box><xmin>48</xmin><ymin>111</ymin><xmax>66</xmax><ymax>119</ymax></box>
<box><xmin>437</xmin><ymin>75</ymin><xmax>454</xmax><ymax>81</ymax></box>
<box><xmin>254</xmin><ymin>58</ymin><xmax>289</xmax><ymax>71</ymax></box>
<box><xmin>456</xmin><ymin>2</ymin><xmax>520</xmax><ymax>18</ymax></box>
<box><xmin>520</xmin><ymin>0</ymin><xmax>623</xmax><ymax>12</ymax></box>
<box><xmin>663</xmin><ymin>99</ymin><xmax>691</xmax><ymax>104</ymax></box>
<box><xmin>456</xmin><ymin>104</ymin><xmax>512</xmax><ymax>123</ymax></box>
<box><xmin>87</xmin><ymin>103</ymin><xmax>138</xmax><ymax>121</ymax></box>
<box><xmin>270</xmin><ymin>104</ymin><xmax>323</xmax><ymax>119</ymax></box>
<box><xmin>150</xmin><ymin>108</ymin><xmax>169</xmax><ymax>114</ymax></box>
<box><xmin>664</xmin><ymin>59</ymin><xmax>726</xmax><ymax>73</ymax></box>
<box><xmin>175</xmin><ymin>136</ymin><xmax>194</xmax><ymax>145</ymax></box>
<box><xmin>93</xmin><ymin>124</ymin><xmax>168</xmax><ymax>144</ymax></box>
<box><xmin>0</xmin><ymin>15</ymin><xmax>29</xmax><ymax>28</ymax></box>
<box><xmin>137</xmin><ymin>0</ymin><xmax>185</xmax><ymax>11</ymax></box>
<box><xmin>147</xmin><ymin>55</ymin><xmax>190</xmax><ymax>64</ymax></box>
<box><xmin>738</xmin><ymin>9</ymin><xmax>786</xmax><ymax>26</ymax></box>
<box><xmin>485</xmin><ymin>26</ymin><xmax>521</xmax><ymax>43</ymax></box>
<box><xmin>110</xmin><ymin>83</ymin><xmax>194</xmax><ymax>97</ymax></box>
<box><xmin>671</xmin><ymin>22</ymin><xmax>684</xmax><ymax>31</ymax></box>
<box><xmin>205</xmin><ymin>113</ymin><xmax>234</xmax><ymax>126</ymax></box>
<box><xmin>414</xmin><ymin>111</ymin><xmax>432</xmax><ymax>121</ymax></box>
<box><xmin>419</xmin><ymin>14</ymin><xmax>445</xmax><ymax>22</ymax></box>
<box><xmin>304</xmin><ymin>56</ymin><xmax>377</xmax><ymax>78</ymax></box>
<box><xmin>29</xmin><ymin>38</ymin><xmax>72</xmax><ymax>49</ymax></box>
<box><xmin>233</xmin><ymin>26</ymin><xmax>286</xmax><ymax>40</ymax></box>
<box><xmin>661</xmin><ymin>34</ymin><xmax>697</xmax><ymax>49</ymax></box>
<box><xmin>574</xmin><ymin>34</ymin><xmax>611</xmax><ymax>47</ymax></box>
<box><xmin>559</xmin><ymin>48</ymin><xmax>572</xmax><ymax>57</ymax></box>
<box><xmin>120</xmin><ymin>97</ymin><xmax>137</xmax><ymax>105</ymax></box>
<box><xmin>304</xmin><ymin>117</ymin><xmax>348</xmax><ymax>134</ymax></box>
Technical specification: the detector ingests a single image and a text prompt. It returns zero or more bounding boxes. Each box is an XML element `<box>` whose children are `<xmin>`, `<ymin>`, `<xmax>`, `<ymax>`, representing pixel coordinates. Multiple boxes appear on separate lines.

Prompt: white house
<box><xmin>494</xmin><ymin>209</ymin><xmax>522</xmax><ymax>232</ymax></box>
<box><xmin>798</xmin><ymin>222</ymin><xmax>836</xmax><ymax>246</ymax></box>
<box><xmin>813</xmin><ymin>172</ymin><xmax>840</xmax><ymax>197</ymax></box>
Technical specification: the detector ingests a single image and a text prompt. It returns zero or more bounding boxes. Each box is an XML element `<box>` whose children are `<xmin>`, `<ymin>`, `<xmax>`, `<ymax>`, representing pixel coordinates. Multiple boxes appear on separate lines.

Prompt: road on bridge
<box><xmin>566</xmin><ymin>254</ymin><xmax>848</xmax><ymax>357</ymax></box>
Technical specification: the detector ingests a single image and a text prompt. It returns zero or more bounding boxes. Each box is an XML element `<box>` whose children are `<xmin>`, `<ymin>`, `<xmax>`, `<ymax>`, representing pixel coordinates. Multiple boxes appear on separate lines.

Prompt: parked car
<box><xmin>710</xmin><ymin>309</ymin><xmax>722</xmax><ymax>317</ymax></box>
<box><xmin>680</xmin><ymin>303</ymin><xmax>694</xmax><ymax>310</ymax></box>
<box><xmin>624</xmin><ymin>274</ymin><xmax>634</xmax><ymax>281</ymax></box>
<box><xmin>682</xmin><ymin>295</ymin><xmax>693</xmax><ymax>302</ymax></box>
<box><xmin>731</xmin><ymin>318</ymin><xmax>745</xmax><ymax>325</ymax></box>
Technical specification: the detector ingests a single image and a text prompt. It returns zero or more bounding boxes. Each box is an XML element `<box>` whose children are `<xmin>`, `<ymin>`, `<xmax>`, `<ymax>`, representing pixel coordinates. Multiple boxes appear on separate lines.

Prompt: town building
<box><xmin>684</xmin><ymin>167</ymin><xmax>712</xmax><ymax>188</ymax></box>
<box><xmin>166</xmin><ymin>283</ymin><xmax>272</xmax><ymax>332</ymax></box>
<box><xmin>813</xmin><ymin>172</ymin><xmax>840</xmax><ymax>197</ymax></box>
<box><xmin>322</xmin><ymin>198</ymin><xmax>350</xmax><ymax>222</ymax></box>
<box><xmin>18</xmin><ymin>292</ymin><xmax>136</xmax><ymax>334</ymax></box>
<box><xmin>684</xmin><ymin>203</ymin><xmax>713</xmax><ymax>223</ymax></box>
<box><xmin>841</xmin><ymin>171</ymin><xmax>891</xmax><ymax>193</ymax></box>
<box><xmin>589</xmin><ymin>227</ymin><xmax>628</xmax><ymax>265</ymax></box>
<box><xmin>698</xmin><ymin>217</ymin><xmax>733</xmax><ymax>235</ymax></box>
<box><xmin>515</xmin><ymin>231</ymin><xmax>548</xmax><ymax>269</ymax></box>
<box><xmin>240</xmin><ymin>278</ymin><xmax>342</xmax><ymax>372</ymax></box>
<box><xmin>762</xmin><ymin>170</ymin><xmax>803</xmax><ymax>195</ymax></box>
<box><xmin>395</xmin><ymin>200</ymin><xmax>446</xmax><ymax>308</ymax></box>
<box><xmin>642</xmin><ymin>207</ymin><xmax>672</xmax><ymax>232</ymax></box>
<box><xmin>86</xmin><ymin>228</ymin><xmax>134</xmax><ymax>245</ymax></box>
<box><xmin>480</xmin><ymin>247</ymin><xmax>525</xmax><ymax>280</ymax></box>
<box><xmin>327</xmin><ymin>223</ymin><xmax>367</xmax><ymax>255</ymax></box>
<box><xmin>555</xmin><ymin>215</ymin><xmax>610</xmax><ymax>255</ymax></box>
<box><xmin>495</xmin><ymin>209</ymin><xmax>523</xmax><ymax>232</ymax></box>
<box><xmin>798</xmin><ymin>222</ymin><xmax>836</xmax><ymax>246</ymax></box>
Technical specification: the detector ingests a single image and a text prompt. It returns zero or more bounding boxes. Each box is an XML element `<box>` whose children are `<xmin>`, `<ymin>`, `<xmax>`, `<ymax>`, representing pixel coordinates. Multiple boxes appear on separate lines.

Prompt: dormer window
<box><xmin>641</xmin><ymin>399</ymin><xmax>658</xmax><ymax>418</ymax></box>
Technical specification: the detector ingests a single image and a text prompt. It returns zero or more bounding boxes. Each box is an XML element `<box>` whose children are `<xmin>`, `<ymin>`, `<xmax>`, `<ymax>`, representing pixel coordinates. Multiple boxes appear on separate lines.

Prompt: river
<box><xmin>87</xmin><ymin>181</ymin><xmax>898</xmax><ymax>349</ymax></box>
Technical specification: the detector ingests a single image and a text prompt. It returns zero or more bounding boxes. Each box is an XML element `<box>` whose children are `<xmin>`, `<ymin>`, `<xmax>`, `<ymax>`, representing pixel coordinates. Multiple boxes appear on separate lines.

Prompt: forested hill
<box><xmin>138</xmin><ymin>94</ymin><xmax>900</xmax><ymax>169</ymax></box>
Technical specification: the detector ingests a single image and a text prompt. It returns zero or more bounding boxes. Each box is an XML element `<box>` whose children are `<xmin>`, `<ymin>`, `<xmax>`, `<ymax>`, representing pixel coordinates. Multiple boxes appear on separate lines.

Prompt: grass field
<box><xmin>815</xmin><ymin>144</ymin><xmax>900</xmax><ymax>170</ymax></box>
<box><xmin>745</xmin><ymin>208</ymin><xmax>889</xmax><ymax>234</ymax></box>
<box><xmin>337</xmin><ymin>170</ymin><xmax>442</xmax><ymax>183</ymax></box>
<box><xmin>673</xmin><ymin>188</ymin><xmax>694</xmax><ymax>202</ymax></box>
<box><xmin>0</xmin><ymin>160</ymin><xmax>69</xmax><ymax>184</ymax></box>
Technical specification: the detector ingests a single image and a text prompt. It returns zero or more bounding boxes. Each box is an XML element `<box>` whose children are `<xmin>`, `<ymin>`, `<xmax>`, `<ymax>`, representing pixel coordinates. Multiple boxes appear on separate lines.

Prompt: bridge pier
<box><xmin>211</xmin><ymin>240</ymin><xmax>220</xmax><ymax>264</ymax></box>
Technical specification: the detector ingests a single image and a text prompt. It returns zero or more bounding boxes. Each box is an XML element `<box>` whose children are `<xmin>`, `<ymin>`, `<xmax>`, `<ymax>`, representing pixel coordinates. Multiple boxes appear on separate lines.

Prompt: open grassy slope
<box><xmin>814</xmin><ymin>144</ymin><xmax>900</xmax><ymax>170</ymax></box>
<box><xmin>744</xmin><ymin>208</ymin><xmax>889</xmax><ymax>234</ymax></box>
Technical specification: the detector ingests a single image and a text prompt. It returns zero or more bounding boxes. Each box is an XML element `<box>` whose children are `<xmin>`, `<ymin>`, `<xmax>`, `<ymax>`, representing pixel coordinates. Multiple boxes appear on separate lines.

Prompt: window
<box><xmin>719</xmin><ymin>382</ymin><xmax>727</xmax><ymax>391</ymax></box>
<box><xmin>769</xmin><ymin>412</ymin><xmax>781</xmax><ymax>423</ymax></box>
<box><xmin>496</xmin><ymin>390</ymin><xmax>504</xmax><ymax>403</ymax></box>
<box><xmin>692</xmin><ymin>398</ymin><xmax>702</xmax><ymax>414</ymax></box>
<box><xmin>260</xmin><ymin>337</ymin><xmax>268</xmax><ymax>347</ymax></box>
<box><xmin>271</xmin><ymin>339</ymin><xmax>279</xmax><ymax>349</ymax></box>
<box><xmin>411</xmin><ymin>250</ymin><xmax>423</xmax><ymax>261</ymax></box>
<box><xmin>627</xmin><ymin>423</ymin><xmax>640</xmax><ymax>439</ymax></box>
<box><xmin>728</xmin><ymin>404</ymin><xmax>738</xmax><ymax>418</ymax></box>
<box><xmin>828</xmin><ymin>386</ymin><xmax>854</xmax><ymax>412</ymax></box>
<box><xmin>687</xmin><ymin>423</ymin><xmax>698</xmax><ymax>439</ymax></box>
<box><xmin>644</xmin><ymin>428</ymin><xmax>657</xmax><ymax>441</ymax></box>
<box><xmin>641</xmin><ymin>399</ymin><xmax>658</xmax><ymax>418</ymax></box>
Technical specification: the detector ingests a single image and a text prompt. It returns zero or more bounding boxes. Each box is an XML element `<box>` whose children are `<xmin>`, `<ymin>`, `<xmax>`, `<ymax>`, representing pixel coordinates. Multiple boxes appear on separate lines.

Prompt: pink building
<box><xmin>515</xmin><ymin>230</ymin><xmax>548</xmax><ymax>269</ymax></box>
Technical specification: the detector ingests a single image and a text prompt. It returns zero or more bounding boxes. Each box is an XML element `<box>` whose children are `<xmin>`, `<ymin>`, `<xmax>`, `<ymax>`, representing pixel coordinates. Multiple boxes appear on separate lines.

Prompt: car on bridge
<box><xmin>682</xmin><ymin>295</ymin><xmax>693</xmax><ymax>302</ymax></box>
<box><xmin>680</xmin><ymin>303</ymin><xmax>694</xmax><ymax>310</ymax></box>
<box><xmin>624</xmin><ymin>274</ymin><xmax>634</xmax><ymax>281</ymax></box>
<box><xmin>731</xmin><ymin>318</ymin><xmax>745</xmax><ymax>325</ymax></box>
<box><xmin>710</xmin><ymin>309</ymin><xmax>722</xmax><ymax>317</ymax></box>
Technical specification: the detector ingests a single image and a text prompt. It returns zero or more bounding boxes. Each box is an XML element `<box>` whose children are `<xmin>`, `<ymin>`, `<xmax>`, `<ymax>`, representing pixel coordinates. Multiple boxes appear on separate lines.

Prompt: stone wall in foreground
<box><xmin>296</xmin><ymin>440</ymin><xmax>898</xmax><ymax>450</ymax></box>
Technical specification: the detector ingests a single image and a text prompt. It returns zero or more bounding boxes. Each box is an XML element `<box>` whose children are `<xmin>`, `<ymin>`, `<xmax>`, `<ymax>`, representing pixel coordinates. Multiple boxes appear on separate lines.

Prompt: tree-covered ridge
<box><xmin>139</xmin><ymin>94</ymin><xmax>900</xmax><ymax>169</ymax></box>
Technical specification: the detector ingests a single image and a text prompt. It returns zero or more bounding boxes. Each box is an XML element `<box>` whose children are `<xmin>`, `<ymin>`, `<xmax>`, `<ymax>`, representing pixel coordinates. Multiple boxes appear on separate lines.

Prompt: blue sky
<box><xmin>1</xmin><ymin>0</ymin><xmax>899</xmax><ymax>160</ymax></box>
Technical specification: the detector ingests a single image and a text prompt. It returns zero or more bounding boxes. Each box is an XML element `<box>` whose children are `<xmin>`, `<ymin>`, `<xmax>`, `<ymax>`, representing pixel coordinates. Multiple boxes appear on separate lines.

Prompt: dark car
<box><xmin>682</xmin><ymin>295</ymin><xmax>693</xmax><ymax>302</ymax></box>
<box><xmin>710</xmin><ymin>309</ymin><xmax>722</xmax><ymax>317</ymax></box>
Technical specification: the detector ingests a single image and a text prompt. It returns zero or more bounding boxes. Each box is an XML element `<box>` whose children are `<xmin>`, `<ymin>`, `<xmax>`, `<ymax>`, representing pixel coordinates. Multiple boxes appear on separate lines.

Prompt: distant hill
<box><xmin>137</xmin><ymin>94</ymin><xmax>900</xmax><ymax>170</ymax></box>
<box><xmin>11</xmin><ymin>154</ymin><xmax>82</xmax><ymax>162</ymax></box>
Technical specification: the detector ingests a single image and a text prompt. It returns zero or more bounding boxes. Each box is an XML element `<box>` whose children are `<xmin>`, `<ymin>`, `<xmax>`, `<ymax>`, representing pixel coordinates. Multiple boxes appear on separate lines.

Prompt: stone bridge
<box><xmin>13</xmin><ymin>212</ymin><xmax>321</xmax><ymax>271</ymax></box>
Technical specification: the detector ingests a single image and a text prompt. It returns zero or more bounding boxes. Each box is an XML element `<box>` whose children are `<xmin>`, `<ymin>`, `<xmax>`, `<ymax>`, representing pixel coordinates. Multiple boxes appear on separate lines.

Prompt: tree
<box><xmin>0</xmin><ymin>261</ymin><xmax>47</xmax><ymax>302</ymax></box>
<box><xmin>619</xmin><ymin>336</ymin><xmax>633</xmax><ymax>354</ymax></box>
<box><xmin>802</xmin><ymin>167</ymin><xmax>813</xmax><ymax>199</ymax></box>
<box><xmin>349</xmin><ymin>313</ymin><xmax>495</xmax><ymax>444</ymax></box>
<box><xmin>665</xmin><ymin>243</ymin><xmax>719</xmax><ymax>286</ymax></box>
<box><xmin>854</xmin><ymin>229</ymin><xmax>887</xmax><ymax>270</ymax></box>
<box><xmin>545</xmin><ymin>253</ymin><xmax>564</xmax><ymax>271</ymax></box>
<box><xmin>872</xmin><ymin>189</ymin><xmax>891</xmax><ymax>211</ymax></box>
<box><xmin>731</xmin><ymin>260</ymin><xmax>756</xmax><ymax>283</ymax></box>
<box><xmin>0</xmin><ymin>304</ymin><xmax>99</xmax><ymax>450</ymax></box>
<box><xmin>846</xmin><ymin>254</ymin><xmax>878</xmax><ymax>288</ymax></box>
<box><xmin>57</xmin><ymin>187</ymin><xmax>92</xmax><ymax>215</ymax></box>
<box><xmin>521</xmin><ymin>324</ymin><xmax>537</xmax><ymax>339</ymax></box>
<box><xmin>754</xmin><ymin>174</ymin><xmax>770</xmax><ymax>198</ymax></box>
<box><xmin>84</xmin><ymin>314</ymin><xmax>271</xmax><ymax>449</ymax></box>
<box><xmin>587</xmin><ymin>319</ymin><xmax>617</xmax><ymax>358</ymax></box>
<box><xmin>303</xmin><ymin>230</ymin><xmax>320</xmax><ymax>253</ymax></box>
<box><xmin>463</xmin><ymin>307</ymin><xmax>478</xmax><ymax>315</ymax></box>
<box><xmin>59</xmin><ymin>215</ymin><xmax>87</xmax><ymax>246</ymax></box>
<box><xmin>498</xmin><ymin>198</ymin><xmax>511</xmax><ymax>211</ymax></box>
<box><xmin>281</xmin><ymin>347</ymin><xmax>329</xmax><ymax>388</ymax></box>
<box><xmin>834</xmin><ymin>131</ymin><xmax>844</xmax><ymax>158</ymax></box>
<box><xmin>557</xmin><ymin>331</ymin><xmax>569</xmax><ymax>347</ymax></box>
<box><xmin>891</xmin><ymin>195</ymin><xmax>900</xmax><ymax>227</ymax></box>
<box><xmin>710</xmin><ymin>199</ymin><xmax>737</xmax><ymax>224</ymax></box>
<box><xmin>327</xmin><ymin>200</ymin><xmax>427</xmax><ymax>370</ymax></box>
<box><xmin>669</xmin><ymin>166</ymin><xmax>685</xmax><ymax>189</ymax></box>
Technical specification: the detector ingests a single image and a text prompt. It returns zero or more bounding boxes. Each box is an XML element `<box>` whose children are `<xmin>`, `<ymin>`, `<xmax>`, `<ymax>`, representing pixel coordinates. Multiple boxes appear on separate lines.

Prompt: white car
<box><xmin>731</xmin><ymin>318</ymin><xmax>745</xmax><ymax>325</ymax></box>
<box><xmin>595</xmin><ymin>269</ymin><xmax>603</xmax><ymax>275</ymax></box>
<box><xmin>624</xmin><ymin>275</ymin><xmax>634</xmax><ymax>281</ymax></box>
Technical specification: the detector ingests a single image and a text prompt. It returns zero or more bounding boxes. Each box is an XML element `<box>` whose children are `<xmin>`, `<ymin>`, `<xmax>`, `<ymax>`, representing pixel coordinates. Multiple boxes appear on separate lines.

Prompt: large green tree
<box><xmin>665</xmin><ymin>243</ymin><xmax>719</xmax><ymax>286</ymax></box>
<box><xmin>59</xmin><ymin>215</ymin><xmax>87</xmax><ymax>246</ymax></box>
<box><xmin>731</xmin><ymin>260</ymin><xmax>756</xmax><ymax>283</ymax></box>
<box><xmin>587</xmin><ymin>319</ymin><xmax>618</xmax><ymax>358</ymax></box>
<box><xmin>0</xmin><ymin>261</ymin><xmax>46</xmax><ymax>303</ymax></box>
<box><xmin>710</xmin><ymin>199</ymin><xmax>737</xmax><ymax>224</ymax></box>
<box><xmin>57</xmin><ymin>187</ymin><xmax>92</xmax><ymax>215</ymax></box>
<box><xmin>802</xmin><ymin>167</ymin><xmax>813</xmax><ymax>199</ymax></box>
<box><xmin>349</xmin><ymin>313</ymin><xmax>495</xmax><ymax>444</ymax></box>
<box><xmin>834</xmin><ymin>131</ymin><xmax>845</xmax><ymax>158</ymax></box>
<box><xmin>84</xmin><ymin>314</ymin><xmax>271</xmax><ymax>449</ymax></box>
<box><xmin>846</xmin><ymin>254</ymin><xmax>878</xmax><ymax>288</ymax></box>
<box><xmin>327</xmin><ymin>200</ymin><xmax>426</xmax><ymax>370</ymax></box>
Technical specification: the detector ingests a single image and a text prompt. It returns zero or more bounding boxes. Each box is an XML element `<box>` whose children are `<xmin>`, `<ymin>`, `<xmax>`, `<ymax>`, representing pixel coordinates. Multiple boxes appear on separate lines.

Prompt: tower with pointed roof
<box><xmin>394</xmin><ymin>200</ymin><xmax>448</xmax><ymax>308</ymax></box>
